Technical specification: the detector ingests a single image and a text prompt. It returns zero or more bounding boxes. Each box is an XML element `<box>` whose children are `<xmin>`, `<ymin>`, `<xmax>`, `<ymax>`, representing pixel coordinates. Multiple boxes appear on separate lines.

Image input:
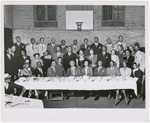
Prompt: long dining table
<box><xmin>15</xmin><ymin>76</ymin><xmax>138</xmax><ymax>96</ymax></box>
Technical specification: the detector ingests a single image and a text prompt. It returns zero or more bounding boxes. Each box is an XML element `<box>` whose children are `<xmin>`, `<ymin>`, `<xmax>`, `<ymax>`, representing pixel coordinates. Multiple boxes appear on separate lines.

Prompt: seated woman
<box><xmin>19</xmin><ymin>60</ymin><xmax>32</xmax><ymax>77</ymax></box>
<box><xmin>5</xmin><ymin>73</ymin><xmax>25</xmax><ymax>96</ymax></box>
<box><xmin>111</xmin><ymin>49</ymin><xmax>120</xmax><ymax>68</ymax></box>
<box><xmin>93</xmin><ymin>60</ymin><xmax>107</xmax><ymax>100</ymax></box>
<box><xmin>76</xmin><ymin>48</ymin><xmax>85</xmax><ymax>69</ymax></box>
<box><xmin>120</xmin><ymin>61</ymin><xmax>131</xmax><ymax>77</ymax></box>
<box><xmin>31</xmin><ymin>53</ymin><xmax>43</xmax><ymax>69</ymax></box>
<box><xmin>41</xmin><ymin>50</ymin><xmax>52</xmax><ymax>76</ymax></box>
<box><xmin>81</xmin><ymin>59</ymin><xmax>93</xmax><ymax>76</ymax></box>
<box><xmin>86</xmin><ymin>48</ymin><xmax>97</xmax><ymax>69</ymax></box>
<box><xmin>18</xmin><ymin>49</ymin><xmax>31</xmax><ymax>69</ymax></box>
<box><xmin>130</xmin><ymin>62</ymin><xmax>143</xmax><ymax>99</ymax></box>
<box><xmin>55</xmin><ymin>57</ymin><xmax>66</xmax><ymax>77</ymax></box>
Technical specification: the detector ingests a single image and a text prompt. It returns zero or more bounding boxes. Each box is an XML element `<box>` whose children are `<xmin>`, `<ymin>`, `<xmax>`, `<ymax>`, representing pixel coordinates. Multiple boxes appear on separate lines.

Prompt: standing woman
<box><xmin>76</xmin><ymin>48</ymin><xmax>85</xmax><ymax>69</ymax></box>
<box><xmin>129</xmin><ymin>45</ymin><xmax>136</xmax><ymax>57</ymax></box>
<box><xmin>41</xmin><ymin>50</ymin><xmax>52</xmax><ymax>76</ymax></box>
<box><xmin>55</xmin><ymin>57</ymin><xmax>66</xmax><ymax>77</ymax></box>
<box><xmin>111</xmin><ymin>49</ymin><xmax>120</xmax><ymax>68</ymax></box>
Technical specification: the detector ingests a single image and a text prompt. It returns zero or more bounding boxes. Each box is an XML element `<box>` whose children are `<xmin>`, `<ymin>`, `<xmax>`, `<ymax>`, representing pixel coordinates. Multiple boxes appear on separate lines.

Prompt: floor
<box><xmin>42</xmin><ymin>94</ymin><xmax>145</xmax><ymax>108</ymax></box>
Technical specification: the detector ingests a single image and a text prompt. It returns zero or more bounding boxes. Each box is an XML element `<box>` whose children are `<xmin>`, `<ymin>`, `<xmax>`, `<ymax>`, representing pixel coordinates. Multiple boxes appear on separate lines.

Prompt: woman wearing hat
<box><xmin>76</xmin><ymin>48</ymin><xmax>86</xmax><ymax>69</ymax></box>
<box><xmin>19</xmin><ymin>60</ymin><xmax>33</xmax><ymax>77</ymax></box>
<box><xmin>31</xmin><ymin>53</ymin><xmax>43</xmax><ymax>68</ymax></box>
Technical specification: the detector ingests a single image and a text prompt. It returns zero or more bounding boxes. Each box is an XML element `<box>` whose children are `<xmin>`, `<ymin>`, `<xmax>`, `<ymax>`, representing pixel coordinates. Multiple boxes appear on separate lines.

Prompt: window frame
<box><xmin>102</xmin><ymin>6</ymin><xmax>125</xmax><ymax>26</ymax></box>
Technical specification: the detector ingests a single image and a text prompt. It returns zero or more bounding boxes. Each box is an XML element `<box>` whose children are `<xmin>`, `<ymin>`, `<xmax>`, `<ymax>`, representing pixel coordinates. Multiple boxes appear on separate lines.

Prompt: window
<box><xmin>66</xmin><ymin>5</ymin><xmax>93</xmax><ymax>10</ymax></box>
<box><xmin>102</xmin><ymin>6</ymin><xmax>125</xmax><ymax>26</ymax></box>
<box><xmin>34</xmin><ymin>5</ymin><xmax>57</xmax><ymax>27</ymax></box>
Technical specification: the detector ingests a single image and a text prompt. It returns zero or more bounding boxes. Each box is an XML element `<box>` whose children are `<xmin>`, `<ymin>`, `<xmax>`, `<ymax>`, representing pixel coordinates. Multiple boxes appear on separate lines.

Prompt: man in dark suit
<box><xmin>90</xmin><ymin>37</ymin><xmax>103</xmax><ymax>55</ymax></box>
<box><xmin>125</xmin><ymin>50</ymin><xmax>134</xmax><ymax>69</ymax></box>
<box><xmin>47</xmin><ymin>60</ymin><xmax>58</xmax><ymax>77</ymax></box>
<box><xmin>5</xmin><ymin>48</ymin><xmax>13</xmax><ymax>80</ymax></box>
<box><xmin>63</xmin><ymin>46</ymin><xmax>77</xmax><ymax>72</ymax></box>
<box><xmin>80</xmin><ymin>38</ymin><xmax>90</xmax><ymax>56</ymax></box>
<box><xmin>4</xmin><ymin>74</ymin><xmax>25</xmax><ymax>96</ymax></box>
<box><xmin>14</xmin><ymin>36</ymin><xmax>26</xmax><ymax>58</ymax></box>
<box><xmin>47</xmin><ymin>38</ymin><xmax>57</xmax><ymax>55</ymax></box>
<box><xmin>32</xmin><ymin>61</ymin><xmax>45</xmax><ymax>77</ymax></box>
<box><xmin>97</xmin><ymin>45</ymin><xmax>111</xmax><ymax>68</ymax></box>
<box><xmin>52</xmin><ymin>46</ymin><xmax>64</xmax><ymax>61</ymax></box>
<box><xmin>60</xmin><ymin>40</ymin><xmax>67</xmax><ymax>54</ymax></box>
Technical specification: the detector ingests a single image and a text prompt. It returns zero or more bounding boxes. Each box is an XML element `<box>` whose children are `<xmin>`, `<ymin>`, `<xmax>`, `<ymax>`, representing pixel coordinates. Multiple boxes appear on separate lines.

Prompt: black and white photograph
<box><xmin>1</xmin><ymin>1</ymin><xmax>149</xmax><ymax>122</ymax></box>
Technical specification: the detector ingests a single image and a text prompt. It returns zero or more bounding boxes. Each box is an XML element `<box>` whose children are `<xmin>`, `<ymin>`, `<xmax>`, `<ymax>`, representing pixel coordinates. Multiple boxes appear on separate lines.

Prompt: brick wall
<box><xmin>12</xmin><ymin>5</ymin><xmax>145</xmax><ymax>47</ymax></box>
<box><xmin>4</xmin><ymin>5</ymin><xmax>13</xmax><ymax>28</ymax></box>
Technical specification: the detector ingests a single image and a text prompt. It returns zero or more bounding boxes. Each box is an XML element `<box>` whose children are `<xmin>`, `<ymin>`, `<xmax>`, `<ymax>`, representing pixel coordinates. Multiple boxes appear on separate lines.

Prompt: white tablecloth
<box><xmin>15</xmin><ymin>77</ymin><xmax>138</xmax><ymax>95</ymax></box>
<box><xmin>5</xmin><ymin>94</ymin><xmax>44</xmax><ymax>108</ymax></box>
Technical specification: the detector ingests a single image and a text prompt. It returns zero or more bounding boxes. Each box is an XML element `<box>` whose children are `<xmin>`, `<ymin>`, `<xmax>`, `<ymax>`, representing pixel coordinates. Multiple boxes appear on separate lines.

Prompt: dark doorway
<box><xmin>4</xmin><ymin>28</ymin><xmax>13</xmax><ymax>51</ymax></box>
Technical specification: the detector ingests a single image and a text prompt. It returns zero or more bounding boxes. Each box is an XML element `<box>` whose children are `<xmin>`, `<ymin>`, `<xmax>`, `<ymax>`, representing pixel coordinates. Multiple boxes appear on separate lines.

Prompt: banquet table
<box><xmin>15</xmin><ymin>76</ymin><xmax>138</xmax><ymax>95</ymax></box>
<box><xmin>5</xmin><ymin>94</ymin><xmax>44</xmax><ymax>108</ymax></box>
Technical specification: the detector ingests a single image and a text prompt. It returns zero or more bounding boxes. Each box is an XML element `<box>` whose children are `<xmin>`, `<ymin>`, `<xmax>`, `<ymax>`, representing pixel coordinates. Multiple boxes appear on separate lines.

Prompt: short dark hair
<box><xmin>57</xmin><ymin>57</ymin><xmax>62</xmax><ymax>61</ymax></box>
<box><xmin>107</xmin><ymin>38</ymin><xmax>111</xmax><ymax>41</ymax></box>
<box><xmin>20</xmin><ymin>48</ymin><xmax>27</xmax><ymax>55</ymax></box>
<box><xmin>51</xmin><ymin>38</ymin><xmax>55</xmax><ymax>41</ymax></box>
<box><xmin>51</xmin><ymin>60</ymin><xmax>56</xmax><ymax>64</ymax></box>
<box><xmin>125</xmin><ymin>49</ymin><xmax>131</xmax><ymax>54</ymax></box>
<box><xmin>94</xmin><ymin>37</ymin><xmax>98</xmax><ymax>40</ymax></box>
<box><xmin>31</xmin><ymin>38</ymin><xmax>35</xmax><ymax>42</ymax></box>
<box><xmin>133</xmin><ymin>62</ymin><xmax>139</xmax><ymax>67</ymax></box>
<box><xmin>111</xmin><ymin>49</ymin><xmax>116</xmax><ymax>54</ymax></box>
<box><xmin>61</xmin><ymin>39</ymin><xmax>65</xmax><ymax>42</ymax></box>
<box><xmin>40</xmin><ymin>37</ymin><xmax>44</xmax><ymax>41</ymax></box>
<box><xmin>118</xmin><ymin>35</ymin><xmax>123</xmax><ymax>39</ymax></box>
<box><xmin>84</xmin><ymin>38</ymin><xmax>88</xmax><ymax>41</ymax></box>
<box><xmin>15</xmin><ymin>36</ymin><xmax>20</xmax><ymax>39</ymax></box>
<box><xmin>134</xmin><ymin>42</ymin><xmax>140</xmax><ymax>48</ymax></box>
<box><xmin>37</xmin><ymin>61</ymin><xmax>42</xmax><ymax>66</ymax></box>
<box><xmin>110</xmin><ymin>60</ymin><xmax>116</xmax><ymax>66</ymax></box>
<box><xmin>102</xmin><ymin>45</ymin><xmax>107</xmax><ymax>51</ymax></box>
<box><xmin>89</xmin><ymin>48</ymin><xmax>95</xmax><ymax>54</ymax></box>
<box><xmin>73</xmin><ymin>39</ymin><xmax>78</xmax><ymax>42</ymax></box>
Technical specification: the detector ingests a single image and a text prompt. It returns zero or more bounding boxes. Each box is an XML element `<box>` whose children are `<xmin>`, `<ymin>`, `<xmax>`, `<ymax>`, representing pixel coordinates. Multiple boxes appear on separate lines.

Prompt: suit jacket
<box><xmin>14</xmin><ymin>42</ymin><xmax>26</xmax><ymax>58</ymax></box>
<box><xmin>55</xmin><ymin>64</ymin><xmax>66</xmax><ymax>77</ymax></box>
<box><xmin>81</xmin><ymin>67</ymin><xmax>93</xmax><ymax>76</ymax></box>
<box><xmin>107</xmin><ymin>67</ymin><xmax>121</xmax><ymax>76</ymax></box>
<box><xmin>11</xmin><ymin>54</ymin><xmax>18</xmax><ymax>78</ymax></box>
<box><xmin>72</xmin><ymin>45</ymin><xmax>79</xmax><ymax>54</ymax></box>
<box><xmin>5</xmin><ymin>54</ymin><xmax>13</xmax><ymax>76</ymax></box>
<box><xmin>52</xmin><ymin>52</ymin><xmax>64</xmax><ymax>61</ymax></box>
<box><xmin>63</xmin><ymin>52</ymin><xmax>77</xmax><ymax>71</ymax></box>
<box><xmin>67</xmin><ymin>67</ymin><xmax>81</xmax><ymax>77</ymax></box>
<box><xmin>90</xmin><ymin>43</ymin><xmax>103</xmax><ymax>55</ymax></box>
<box><xmin>5</xmin><ymin>82</ymin><xmax>24</xmax><ymax>95</ymax></box>
<box><xmin>18</xmin><ymin>55</ymin><xmax>31</xmax><ymax>69</ymax></box>
<box><xmin>26</xmin><ymin>44</ymin><xmax>38</xmax><ymax>60</ymax></box>
<box><xmin>47</xmin><ymin>43</ymin><xmax>57</xmax><ymax>55</ymax></box>
<box><xmin>80</xmin><ymin>44</ymin><xmax>90</xmax><ymax>56</ymax></box>
<box><xmin>94</xmin><ymin>66</ymin><xmax>107</xmax><ymax>76</ymax></box>
<box><xmin>47</xmin><ymin>66</ymin><xmax>58</xmax><ymax>77</ymax></box>
<box><xmin>32</xmin><ymin>67</ymin><xmax>45</xmax><ymax>77</ymax></box>
<box><xmin>131</xmin><ymin>69</ymin><xmax>143</xmax><ymax>84</ymax></box>
<box><xmin>86</xmin><ymin>55</ymin><xmax>97</xmax><ymax>66</ymax></box>
<box><xmin>124</xmin><ymin>55</ymin><xmax>134</xmax><ymax>69</ymax></box>
<box><xmin>97</xmin><ymin>52</ymin><xmax>111</xmax><ymax>68</ymax></box>
<box><xmin>37</xmin><ymin>43</ymin><xmax>47</xmax><ymax>57</ymax></box>
<box><xmin>60</xmin><ymin>45</ymin><xmax>67</xmax><ymax>54</ymax></box>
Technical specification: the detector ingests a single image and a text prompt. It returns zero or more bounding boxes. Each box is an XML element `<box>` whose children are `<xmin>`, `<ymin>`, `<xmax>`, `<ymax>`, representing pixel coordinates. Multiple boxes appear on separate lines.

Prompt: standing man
<box><xmin>26</xmin><ymin>38</ymin><xmax>38</xmax><ymax>60</ymax></box>
<box><xmin>134</xmin><ymin>42</ymin><xmax>145</xmax><ymax>72</ymax></box>
<box><xmin>114</xmin><ymin>35</ymin><xmax>127</xmax><ymax>51</ymax></box>
<box><xmin>47</xmin><ymin>38</ymin><xmax>57</xmax><ymax>55</ymax></box>
<box><xmin>52</xmin><ymin>46</ymin><xmax>64</xmax><ymax>61</ymax></box>
<box><xmin>90</xmin><ymin>37</ymin><xmax>103</xmax><ymax>55</ymax></box>
<box><xmin>80</xmin><ymin>38</ymin><xmax>90</xmax><ymax>56</ymax></box>
<box><xmin>63</xmin><ymin>46</ymin><xmax>77</xmax><ymax>72</ymax></box>
<box><xmin>97</xmin><ymin>45</ymin><xmax>111</xmax><ymax>68</ymax></box>
<box><xmin>72</xmin><ymin>39</ymin><xmax>79</xmax><ymax>54</ymax></box>
<box><xmin>60</xmin><ymin>39</ymin><xmax>67</xmax><ymax>54</ymax></box>
<box><xmin>125</xmin><ymin>50</ymin><xmax>134</xmax><ymax>69</ymax></box>
<box><xmin>105</xmin><ymin>38</ymin><xmax>113</xmax><ymax>54</ymax></box>
<box><xmin>14</xmin><ymin>36</ymin><xmax>26</xmax><ymax>58</ymax></box>
<box><xmin>38</xmin><ymin>37</ymin><xmax>47</xmax><ymax>57</ymax></box>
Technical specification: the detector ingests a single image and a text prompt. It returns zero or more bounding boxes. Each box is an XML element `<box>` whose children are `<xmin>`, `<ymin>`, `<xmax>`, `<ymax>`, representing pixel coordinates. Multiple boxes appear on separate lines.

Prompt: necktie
<box><xmin>53</xmin><ymin>67</ymin><xmax>56</xmax><ymax>72</ymax></box>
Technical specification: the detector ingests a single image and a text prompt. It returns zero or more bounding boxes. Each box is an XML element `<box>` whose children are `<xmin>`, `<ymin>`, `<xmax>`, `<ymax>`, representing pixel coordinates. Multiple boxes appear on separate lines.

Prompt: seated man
<box><xmin>47</xmin><ymin>60</ymin><xmax>58</xmax><ymax>77</ymax></box>
<box><xmin>67</xmin><ymin>60</ymin><xmax>81</xmax><ymax>77</ymax></box>
<box><xmin>4</xmin><ymin>74</ymin><xmax>25</xmax><ymax>96</ymax></box>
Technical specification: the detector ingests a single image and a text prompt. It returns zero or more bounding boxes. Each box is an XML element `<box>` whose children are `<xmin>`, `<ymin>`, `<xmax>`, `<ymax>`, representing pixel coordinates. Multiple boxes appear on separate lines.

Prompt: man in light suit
<box><xmin>80</xmin><ymin>38</ymin><xmax>90</xmax><ymax>56</ymax></box>
<box><xmin>47</xmin><ymin>38</ymin><xmax>57</xmax><ymax>55</ymax></box>
<box><xmin>107</xmin><ymin>60</ymin><xmax>121</xmax><ymax>76</ymax></box>
<box><xmin>13</xmin><ymin>36</ymin><xmax>26</xmax><ymax>58</ymax></box>
<box><xmin>67</xmin><ymin>60</ymin><xmax>81</xmax><ymax>77</ymax></box>
<box><xmin>38</xmin><ymin>38</ymin><xmax>47</xmax><ymax>57</ymax></box>
<box><xmin>90</xmin><ymin>37</ymin><xmax>103</xmax><ymax>55</ymax></box>
<box><xmin>81</xmin><ymin>59</ymin><xmax>93</xmax><ymax>76</ymax></box>
<box><xmin>134</xmin><ymin>42</ymin><xmax>145</xmax><ymax>72</ymax></box>
<box><xmin>72</xmin><ymin>39</ymin><xmax>79</xmax><ymax>54</ymax></box>
<box><xmin>60</xmin><ymin>40</ymin><xmax>67</xmax><ymax>54</ymax></box>
<box><xmin>26</xmin><ymin>38</ymin><xmax>38</xmax><ymax>60</ymax></box>
<box><xmin>47</xmin><ymin>60</ymin><xmax>58</xmax><ymax>77</ymax></box>
<box><xmin>52</xmin><ymin>46</ymin><xmax>64</xmax><ymax>61</ymax></box>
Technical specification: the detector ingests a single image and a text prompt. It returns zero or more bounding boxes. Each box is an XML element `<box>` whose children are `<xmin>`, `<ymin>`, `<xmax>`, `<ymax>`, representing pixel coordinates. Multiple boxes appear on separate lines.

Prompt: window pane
<box><xmin>48</xmin><ymin>5</ymin><xmax>56</xmax><ymax>21</ymax></box>
<box><xmin>36</xmin><ymin>5</ymin><xmax>45</xmax><ymax>21</ymax></box>
<box><xmin>114</xmin><ymin>14</ymin><xmax>118</xmax><ymax>20</ymax></box>
<box><xmin>119</xmin><ymin>14</ymin><xmax>123</xmax><ymax>20</ymax></box>
<box><xmin>103</xmin><ymin>6</ymin><xmax>112</xmax><ymax>20</ymax></box>
<box><xmin>119</xmin><ymin>10</ymin><xmax>122</xmax><ymax>14</ymax></box>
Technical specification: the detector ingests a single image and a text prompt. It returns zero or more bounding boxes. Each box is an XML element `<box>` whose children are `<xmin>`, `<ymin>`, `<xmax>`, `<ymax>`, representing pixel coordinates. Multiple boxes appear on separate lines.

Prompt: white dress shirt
<box><xmin>120</xmin><ymin>67</ymin><xmax>131</xmax><ymax>76</ymax></box>
<box><xmin>71</xmin><ymin>66</ymin><xmax>75</xmax><ymax>76</ymax></box>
